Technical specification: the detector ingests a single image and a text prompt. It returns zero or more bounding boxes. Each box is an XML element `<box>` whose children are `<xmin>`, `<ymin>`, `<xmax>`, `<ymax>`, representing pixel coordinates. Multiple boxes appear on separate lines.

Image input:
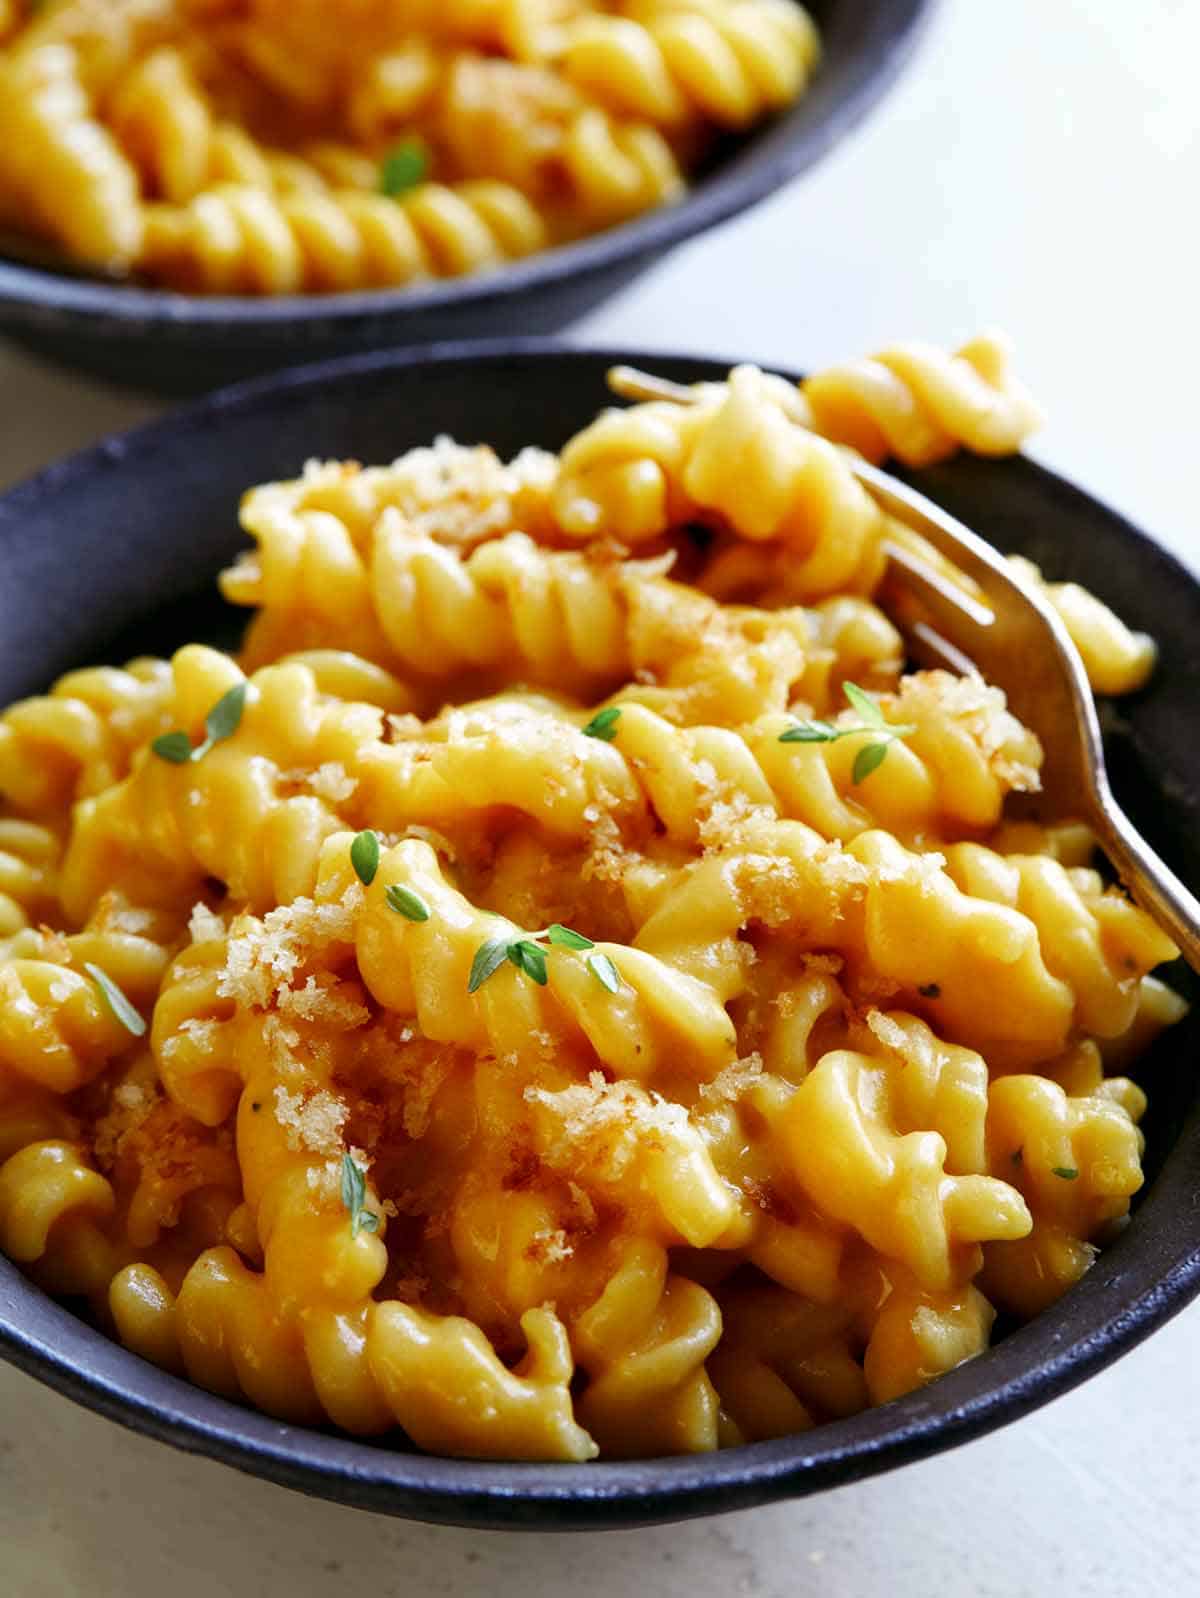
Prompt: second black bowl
<box><xmin>0</xmin><ymin>0</ymin><xmax>931</xmax><ymax>393</ymax></box>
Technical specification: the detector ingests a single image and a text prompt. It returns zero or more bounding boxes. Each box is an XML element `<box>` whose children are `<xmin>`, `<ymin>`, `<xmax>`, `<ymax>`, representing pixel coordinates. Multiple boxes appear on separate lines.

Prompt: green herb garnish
<box><xmin>917</xmin><ymin>983</ymin><xmax>941</xmax><ymax>998</ymax></box>
<box><xmin>340</xmin><ymin>1153</ymin><xmax>381</xmax><ymax>1239</ymax></box>
<box><xmin>778</xmin><ymin>680</ymin><xmax>916</xmax><ymax>784</ymax></box>
<box><xmin>350</xmin><ymin>829</ymin><xmax>381</xmax><ymax>886</ymax></box>
<box><xmin>152</xmin><ymin>683</ymin><xmax>248</xmax><ymax>765</ymax></box>
<box><xmin>468</xmin><ymin>923</ymin><xmax>618</xmax><ymax>994</ymax></box>
<box><xmin>507</xmin><ymin>939</ymin><xmax>549</xmax><ymax>985</ymax></box>
<box><xmin>581</xmin><ymin>706</ymin><xmax>622</xmax><ymax>742</ymax></box>
<box><xmin>150</xmin><ymin>730</ymin><xmax>193</xmax><ymax>764</ymax></box>
<box><xmin>386</xmin><ymin>883</ymin><xmax>431</xmax><ymax>922</ymax></box>
<box><xmin>380</xmin><ymin>139</ymin><xmax>428</xmax><ymax>198</ymax></box>
<box><xmin>468</xmin><ymin>935</ymin><xmax>511</xmax><ymax>994</ymax></box>
<box><xmin>1052</xmin><ymin>1166</ymin><xmax>1079</xmax><ymax>1181</ymax></box>
<box><xmin>83</xmin><ymin>963</ymin><xmax>146</xmax><ymax>1038</ymax></box>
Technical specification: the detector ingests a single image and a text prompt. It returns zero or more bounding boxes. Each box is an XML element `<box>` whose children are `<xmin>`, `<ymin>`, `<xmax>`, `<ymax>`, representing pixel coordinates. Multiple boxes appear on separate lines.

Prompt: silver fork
<box><xmin>607</xmin><ymin>364</ymin><xmax>1200</xmax><ymax>972</ymax></box>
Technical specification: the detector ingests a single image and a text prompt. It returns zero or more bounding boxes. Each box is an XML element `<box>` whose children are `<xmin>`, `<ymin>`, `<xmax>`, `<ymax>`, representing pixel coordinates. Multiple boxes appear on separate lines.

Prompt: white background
<box><xmin>2</xmin><ymin>1</ymin><xmax>1199</xmax><ymax>1592</ymax></box>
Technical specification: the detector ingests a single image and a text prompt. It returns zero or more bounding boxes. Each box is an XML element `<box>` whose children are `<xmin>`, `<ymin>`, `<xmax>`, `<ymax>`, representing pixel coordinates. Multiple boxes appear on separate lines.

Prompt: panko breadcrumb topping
<box><xmin>527</xmin><ymin>1072</ymin><xmax>692</xmax><ymax>1179</ymax></box>
<box><xmin>891</xmin><ymin>670</ymin><xmax>1043</xmax><ymax>791</ymax></box>
<box><xmin>188</xmin><ymin>902</ymin><xmax>226</xmax><ymax>945</ymax></box>
<box><xmin>273</xmin><ymin>1085</ymin><xmax>348</xmax><ymax>1154</ymax></box>
<box><xmin>699</xmin><ymin>1052</ymin><xmax>765</xmax><ymax>1104</ymax></box>
<box><xmin>277</xmin><ymin>761</ymin><xmax>358</xmax><ymax>803</ymax></box>
<box><xmin>277</xmin><ymin>975</ymin><xmax>370</xmax><ymax>1030</ymax></box>
<box><xmin>218</xmin><ymin>886</ymin><xmax>363</xmax><ymax>1009</ymax></box>
<box><xmin>529</xmin><ymin>1227</ymin><xmax>574</xmax><ymax>1264</ymax></box>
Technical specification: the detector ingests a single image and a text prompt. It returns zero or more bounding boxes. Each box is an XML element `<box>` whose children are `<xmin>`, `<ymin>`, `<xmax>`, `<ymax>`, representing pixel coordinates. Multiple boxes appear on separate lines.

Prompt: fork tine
<box><xmin>607</xmin><ymin>362</ymin><xmax>1073</xmax><ymax>665</ymax></box>
<box><xmin>851</xmin><ymin>459</ymin><xmax>1013</xmax><ymax>592</ymax></box>
<box><xmin>607</xmin><ymin>366</ymin><xmax>698</xmax><ymax>407</ymax></box>
<box><xmin>882</xmin><ymin>538</ymin><xmax>996</xmax><ymax>634</ymax></box>
<box><xmin>889</xmin><ymin>615</ymin><xmax>985</xmax><ymax>678</ymax></box>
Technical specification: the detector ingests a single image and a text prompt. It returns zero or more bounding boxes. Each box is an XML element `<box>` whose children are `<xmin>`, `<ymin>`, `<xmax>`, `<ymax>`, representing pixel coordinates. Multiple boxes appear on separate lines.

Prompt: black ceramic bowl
<box><xmin>2</xmin><ymin>343</ymin><xmax>1199</xmax><ymax>1530</ymax></box>
<box><xmin>0</xmin><ymin>0</ymin><xmax>932</xmax><ymax>394</ymax></box>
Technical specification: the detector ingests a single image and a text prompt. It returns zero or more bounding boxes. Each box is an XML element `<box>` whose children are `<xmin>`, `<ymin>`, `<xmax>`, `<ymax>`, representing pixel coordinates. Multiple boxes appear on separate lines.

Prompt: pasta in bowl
<box><xmin>0</xmin><ymin>0</ymin><xmax>820</xmax><ymax>294</ymax></box>
<box><xmin>0</xmin><ymin>0</ymin><xmax>932</xmax><ymax>390</ymax></box>
<box><xmin>0</xmin><ymin>337</ymin><xmax>1197</xmax><ymax>1524</ymax></box>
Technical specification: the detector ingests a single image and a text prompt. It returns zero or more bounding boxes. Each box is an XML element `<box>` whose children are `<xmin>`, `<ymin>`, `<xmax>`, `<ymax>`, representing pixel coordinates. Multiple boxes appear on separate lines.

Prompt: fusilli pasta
<box><xmin>0</xmin><ymin>340</ymin><xmax>1184</xmax><ymax>1463</ymax></box>
<box><xmin>0</xmin><ymin>0</ymin><xmax>819</xmax><ymax>292</ymax></box>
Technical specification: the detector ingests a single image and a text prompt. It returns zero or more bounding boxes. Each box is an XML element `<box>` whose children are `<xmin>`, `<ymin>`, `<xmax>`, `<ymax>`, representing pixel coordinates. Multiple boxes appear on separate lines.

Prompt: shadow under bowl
<box><xmin>0</xmin><ymin>0</ymin><xmax>933</xmax><ymax>394</ymax></box>
<box><xmin>1</xmin><ymin>340</ymin><xmax>1199</xmax><ymax>1529</ymax></box>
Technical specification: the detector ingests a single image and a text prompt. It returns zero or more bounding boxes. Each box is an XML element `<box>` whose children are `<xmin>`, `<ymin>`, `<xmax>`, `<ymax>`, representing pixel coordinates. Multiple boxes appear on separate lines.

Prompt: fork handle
<box><xmin>1092</xmin><ymin>792</ymin><xmax>1200</xmax><ymax>975</ymax></box>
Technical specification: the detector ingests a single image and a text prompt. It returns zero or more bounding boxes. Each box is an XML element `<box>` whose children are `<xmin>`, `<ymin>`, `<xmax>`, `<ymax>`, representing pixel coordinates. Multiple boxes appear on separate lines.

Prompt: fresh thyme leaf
<box><xmin>917</xmin><ymin>982</ymin><xmax>941</xmax><ymax>998</ymax></box>
<box><xmin>350</xmin><ymin>829</ymin><xmax>381</xmax><ymax>886</ymax></box>
<box><xmin>778</xmin><ymin>682</ymin><xmax>916</xmax><ymax>763</ymax></box>
<box><xmin>474</xmin><ymin>926</ymin><xmax>611</xmax><ymax>990</ymax></box>
<box><xmin>380</xmin><ymin>139</ymin><xmax>428</xmax><ymax>197</ymax></box>
<box><xmin>203</xmin><ymin>683</ymin><xmax>247</xmax><ymax>746</ymax></box>
<box><xmin>386</xmin><ymin>883</ymin><xmax>431</xmax><ymax>922</ymax></box>
<box><xmin>151</xmin><ymin>730</ymin><xmax>194</xmax><ymax>764</ymax></box>
<box><xmin>1052</xmin><ymin>1166</ymin><xmax>1079</xmax><ymax>1180</ymax></box>
<box><xmin>508</xmin><ymin>939</ymin><xmax>548</xmax><ymax>985</ymax></box>
<box><xmin>340</xmin><ymin>1152</ymin><xmax>380</xmax><ymax>1239</ymax></box>
<box><xmin>777</xmin><ymin>720</ymin><xmax>840</xmax><ymax>744</ymax></box>
<box><xmin>1011</xmin><ymin>1146</ymin><xmax>1024</xmax><ymax>1167</ymax></box>
<box><xmin>468</xmin><ymin>935</ymin><xmax>511</xmax><ymax>993</ymax></box>
<box><xmin>581</xmin><ymin>706</ymin><xmax>621</xmax><ymax>741</ymax></box>
<box><xmin>842</xmin><ymin>680</ymin><xmax>886</xmax><ymax>727</ymax></box>
<box><xmin>588</xmin><ymin>951</ymin><xmax>621</xmax><ymax>993</ymax></box>
<box><xmin>341</xmin><ymin>1151</ymin><xmax>363</xmax><ymax>1225</ymax></box>
<box><xmin>851</xmin><ymin>741</ymin><xmax>890</xmax><ymax>784</ymax></box>
<box><xmin>167</xmin><ymin>682</ymin><xmax>250</xmax><ymax>763</ymax></box>
<box><xmin>83</xmin><ymin>963</ymin><xmax>147</xmax><ymax>1037</ymax></box>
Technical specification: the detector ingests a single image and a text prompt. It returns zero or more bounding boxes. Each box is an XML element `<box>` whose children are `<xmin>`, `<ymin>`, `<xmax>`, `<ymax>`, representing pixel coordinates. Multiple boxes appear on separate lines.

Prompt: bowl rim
<box><xmin>2</xmin><ymin>335</ymin><xmax>1199</xmax><ymax>1531</ymax></box>
<box><xmin>0</xmin><ymin>0</ymin><xmax>935</xmax><ymax>331</ymax></box>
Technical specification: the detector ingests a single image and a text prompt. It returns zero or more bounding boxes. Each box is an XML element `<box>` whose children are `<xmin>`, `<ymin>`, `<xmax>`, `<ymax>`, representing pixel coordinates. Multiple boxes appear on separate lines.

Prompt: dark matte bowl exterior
<box><xmin>1</xmin><ymin>343</ymin><xmax>1198</xmax><ymax>1530</ymax></box>
<box><xmin>0</xmin><ymin>0</ymin><xmax>932</xmax><ymax>393</ymax></box>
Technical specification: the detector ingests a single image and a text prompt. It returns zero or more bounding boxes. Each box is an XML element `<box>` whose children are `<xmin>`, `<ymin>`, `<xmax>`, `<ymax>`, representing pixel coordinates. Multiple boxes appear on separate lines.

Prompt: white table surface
<box><xmin>2</xmin><ymin>1</ymin><xmax>1198</xmax><ymax>1592</ymax></box>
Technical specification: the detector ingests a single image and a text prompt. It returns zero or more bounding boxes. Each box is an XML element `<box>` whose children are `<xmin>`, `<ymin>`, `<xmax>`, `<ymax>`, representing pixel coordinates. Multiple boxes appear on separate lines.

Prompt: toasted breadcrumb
<box><xmin>529</xmin><ymin>1227</ymin><xmax>574</xmax><ymax>1264</ymax></box>
<box><xmin>700</xmin><ymin>1052</ymin><xmax>765</xmax><ymax>1104</ymax></box>
<box><xmin>697</xmin><ymin>794</ymin><xmax>772</xmax><ymax>851</ymax></box>
<box><xmin>891</xmin><ymin>670</ymin><xmax>1043</xmax><ymax>791</ymax></box>
<box><xmin>358</xmin><ymin>438</ymin><xmax>557</xmax><ymax>547</ymax></box>
<box><xmin>188</xmin><ymin>902</ymin><xmax>226</xmax><ymax>945</ymax></box>
<box><xmin>262</xmin><ymin>1013</ymin><xmax>301</xmax><ymax>1072</ymax></box>
<box><xmin>277</xmin><ymin>762</ymin><xmax>358</xmax><ymax>803</ymax></box>
<box><xmin>273</xmin><ymin>1086</ymin><xmax>348</xmax><ymax>1154</ymax></box>
<box><xmin>278</xmin><ymin>975</ymin><xmax>370</xmax><ymax>1029</ymax></box>
<box><xmin>218</xmin><ymin>886</ymin><xmax>362</xmax><ymax>1008</ymax></box>
<box><xmin>527</xmin><ymin>1072</ymin><xmax>691</xmax><ymax>1179</ymax></box>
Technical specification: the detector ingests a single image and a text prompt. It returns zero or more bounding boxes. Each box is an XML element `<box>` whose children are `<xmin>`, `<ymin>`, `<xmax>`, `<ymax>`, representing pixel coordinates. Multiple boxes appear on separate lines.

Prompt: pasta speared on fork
<box><xmin>0</xmin><ymin>330</ymin><xmax>1189</xmax><ymax>1461</ymax></box>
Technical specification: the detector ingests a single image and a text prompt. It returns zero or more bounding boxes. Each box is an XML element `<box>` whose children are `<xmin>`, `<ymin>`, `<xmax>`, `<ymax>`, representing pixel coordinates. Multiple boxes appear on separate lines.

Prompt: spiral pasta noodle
<box><xmin>552</xmin><ymin>364</ymin><xmax>886</xmax><ymax>599</ymax></box>
<box><xmin>0</xmin><ymin>41</ymin><xmax>144</xmax><ymax>268</ymax></box>
<box><xmin>562</xmin><ymin>0</ymin><xmax>819</xmax><ymax>130</ymax></box>
<box><xmin>799</xmin><ymin>331</ymin><xmax>1045</xmax><ymax>468</ymax></box>
<box><xmin>0</xmin><ymin>341</ymin><xmax>1185</xmax><ymax>1462</ymax></box>
<box><xmin>0</xmin><ymin>657</ymin><xmax>173</xmax><ymax>822</ymax></box>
